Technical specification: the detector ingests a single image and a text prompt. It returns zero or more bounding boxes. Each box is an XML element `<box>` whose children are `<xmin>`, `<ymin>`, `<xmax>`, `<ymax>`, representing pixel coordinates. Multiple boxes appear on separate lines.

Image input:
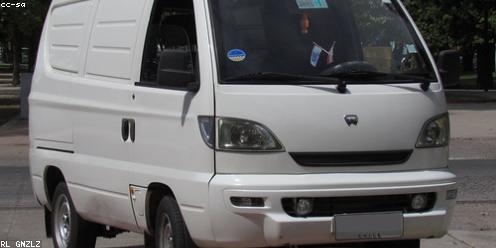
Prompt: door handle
<box><xmin>129</xmin><ymin>119</ymin><xmax>135</xmax><ymax>142</ymax></box>
<box><xmin>121</xmin><ymin>118</ymin><xmax>135</xmax><ymax>143</ymax></box>
<box><xmin>122</xmin><ymin>119</ymin><xmax>129</xmax><ymax>142</ymax></box>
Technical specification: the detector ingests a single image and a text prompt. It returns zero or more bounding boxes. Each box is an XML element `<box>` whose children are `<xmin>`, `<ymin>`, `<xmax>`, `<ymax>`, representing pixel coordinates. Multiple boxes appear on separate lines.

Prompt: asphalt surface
<box><xmin>449</xmin><ymin>103</ymin><xmax>496</xmax><ymax>161</ymax></box>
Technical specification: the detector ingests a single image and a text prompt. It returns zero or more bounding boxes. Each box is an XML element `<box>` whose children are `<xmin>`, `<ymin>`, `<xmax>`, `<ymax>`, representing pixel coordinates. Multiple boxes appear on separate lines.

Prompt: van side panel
<box><xmin>85</xmin><ymin>0</ymin><xmax>143</xmax><ymax>80</ymax></box>
<box><xmin>30</xmin><ymin>0</ymin><xmax>96</xmax><ymax>147</ymax></box>
<box><xmin>49</xmin><ymin>0</ymin><xmax>93</xmax><ymax>73</ymax></box>
<box><xmin>31</xmin><ymin>0</ymin><xmax>217</xmax><ymax>236</ymax></box>
<box><xmin>67</xmin><ymin>0</ymin><xmax>147</xmax><ymax>231</ymax></box>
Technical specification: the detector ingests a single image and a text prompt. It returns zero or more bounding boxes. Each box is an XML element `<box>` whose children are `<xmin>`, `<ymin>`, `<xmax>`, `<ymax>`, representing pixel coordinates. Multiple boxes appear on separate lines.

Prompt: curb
<box><xmin>445</xmin><ymin>89</ymin><xmax>496</xmax><ymax>92</ymax></box>
<box><xmin>445</xmin><ymin>90</ymin><xmax>496</xmax><ymax>101</ymax></box>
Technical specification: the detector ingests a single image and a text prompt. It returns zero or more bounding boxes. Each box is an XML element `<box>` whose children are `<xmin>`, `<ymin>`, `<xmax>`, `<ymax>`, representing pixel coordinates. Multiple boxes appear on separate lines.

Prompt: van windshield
<box><xmin>210</xmin><ymin>0</ymin><xmax>436</xmax><ymax>84</ymax></box>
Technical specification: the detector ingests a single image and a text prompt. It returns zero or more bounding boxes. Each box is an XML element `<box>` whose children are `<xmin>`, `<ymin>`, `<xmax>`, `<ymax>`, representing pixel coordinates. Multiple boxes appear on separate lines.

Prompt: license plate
<box><xmin>335</xmin><ymin>212</ymin><xmax>403</xmax><ymax>241</ymax></box>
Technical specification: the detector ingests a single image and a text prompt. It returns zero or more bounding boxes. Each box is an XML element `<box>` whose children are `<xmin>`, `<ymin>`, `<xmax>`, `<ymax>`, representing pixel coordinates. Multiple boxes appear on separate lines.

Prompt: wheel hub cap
<box><xmin>159</xmin><ymin>214</ymin><xmax>173</xmax><ymax>248</ymax></box>
<box><xmin>54</xmin><ymin>195</ymin><xmax>71</xmax><ymax>248</ymax></box>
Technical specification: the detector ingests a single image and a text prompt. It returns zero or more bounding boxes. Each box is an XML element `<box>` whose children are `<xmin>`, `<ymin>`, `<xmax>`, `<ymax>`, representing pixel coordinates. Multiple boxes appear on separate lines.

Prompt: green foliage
<box><xmin>0</xmin><ymin>1</ymin><xmax>45</xmax><ymax>78</ymax></box>
<box><xmin>0</xmin><ymin>0</ymin><xmax>44</xmax><ymax>39</ymax></box>
<box><xmin>403</xmin><ymin>0</ymin><xmax>496</xmax><ymax>54</ymax></box>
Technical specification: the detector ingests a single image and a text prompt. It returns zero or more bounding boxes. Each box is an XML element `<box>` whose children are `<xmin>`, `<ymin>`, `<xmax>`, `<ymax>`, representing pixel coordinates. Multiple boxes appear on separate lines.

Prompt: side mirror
<box><xmin>437</xmin><ymin>50</ymin><xmax>461</xmax><ymax>88</ymax></box>
<box><xmin>157</xmin><ymin>50</ymin><xmax>198</xmax><ymax>92</ymax></box>
<box><xmin>187</xmin><ymin>81</ymin><xmax>200</xmax><ymax>92</ymax></box>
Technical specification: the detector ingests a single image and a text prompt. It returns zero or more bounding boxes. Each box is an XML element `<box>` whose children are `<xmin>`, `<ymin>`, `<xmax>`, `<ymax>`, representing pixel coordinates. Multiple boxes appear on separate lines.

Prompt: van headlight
<box><xmin>218</xmin><ymin>118</ymin><xmax>284</xmax><ymax>152</ymax></box>
<box><xmin>416</xmin><ymin>114</ymin><xmax>450</xmax><ymax>148</ymax></box>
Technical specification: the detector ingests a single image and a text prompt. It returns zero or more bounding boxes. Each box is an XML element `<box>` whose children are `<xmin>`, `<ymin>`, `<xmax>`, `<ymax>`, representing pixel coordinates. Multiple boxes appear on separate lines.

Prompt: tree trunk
<box><xmin>28</xmin><ymin>34</ymin><xmax>38</xmax><ymax>72</ymax></box>
<box><xmin>490</xmin><ymin>44</ymin><xmax>495</xmax><ymax>74</ymax></box>
<box><xmin>28</xmin><ymin>0</ymin><xmax>52</xmax><ymax>72</ymax></box>
<box><xmin>477</xmin><ymin>44</ymin><xmax>494</xmax><ymax>91</ymax></box>
<box><xmin>461</xmin><ymin>49</ymin><xmax>474</xmax><ymax>72</ymax></box>
<box><xmin>11</xmin><ymin>26</ymin><xmax>21</xmax><ymax>86</ymax></box>
<box><xmin>8</xmin><ymin>41</ymin><xmax>13</xmax><ymax>67</ymax></box>
<box><xmin>0</xmin><ymin>41</ymin><xmax>9</xmax><ymax>63</ymax></box>
<box><xmin>477</xmin><ymin>7</ymin><xmax>494</xmax><ymax>91</ymax></box>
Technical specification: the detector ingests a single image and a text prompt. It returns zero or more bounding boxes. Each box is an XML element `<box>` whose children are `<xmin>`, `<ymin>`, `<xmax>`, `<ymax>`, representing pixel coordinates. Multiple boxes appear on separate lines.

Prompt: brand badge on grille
<box><xmin>344</xmin><ymin>115</ymin><xmax>359</xmax><ymax>126</ymax></box>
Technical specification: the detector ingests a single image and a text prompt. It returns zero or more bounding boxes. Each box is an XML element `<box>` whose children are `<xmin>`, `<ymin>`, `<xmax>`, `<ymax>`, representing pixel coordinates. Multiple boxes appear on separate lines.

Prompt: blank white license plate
<box><xmin>335</xmin><ymin>212</ymin><xmax>403</xmax><ymax>241</ymax></box>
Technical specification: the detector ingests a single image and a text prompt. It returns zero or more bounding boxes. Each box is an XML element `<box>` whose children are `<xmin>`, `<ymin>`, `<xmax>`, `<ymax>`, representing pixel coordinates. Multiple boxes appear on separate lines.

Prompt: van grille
<box><xmin>282</xmin><ymin>193</ymin><xmax>436</xmax><ymax>217</ymax></box>
<box><xmin>290</xmin><ymin>150</ymin><xmax>412</xmax><ymax>166</ymax></box>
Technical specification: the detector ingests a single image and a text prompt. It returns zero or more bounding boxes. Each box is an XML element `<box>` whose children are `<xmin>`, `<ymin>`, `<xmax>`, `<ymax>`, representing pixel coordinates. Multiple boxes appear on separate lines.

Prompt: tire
<box><xmin>144</xmin><ymin>232</ymin><xmax>156</xmax><ymax>248</ymax></box>
<box><xmin>51</xmin><ymin>182</ymin><xmax>97</xmax><ymax>248</ymax></box>
<box><xmin>154</xmin><ymin>196</ymin><xmax>197</xmax><ymax>248</ymax></box>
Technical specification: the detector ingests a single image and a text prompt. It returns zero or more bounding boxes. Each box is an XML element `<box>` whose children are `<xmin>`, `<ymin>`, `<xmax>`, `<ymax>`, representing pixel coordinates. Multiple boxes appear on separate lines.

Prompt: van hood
<box><xmin>214</xmin><ymin>83</ymin><xmax>449</xmax><ymax>174</ymax></box>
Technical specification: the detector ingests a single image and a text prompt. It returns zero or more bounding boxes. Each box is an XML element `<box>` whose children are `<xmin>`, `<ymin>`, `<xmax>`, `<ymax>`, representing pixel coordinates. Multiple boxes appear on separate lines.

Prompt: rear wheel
<box><xmin>154</xmin><ymin>196</ymin><xmax>197</xmax><ymax>248</ymax></box>
<box><xmin>51</xmin><ymin>182</ymin><xmax>97</xmax><ymax>248</ymax></box>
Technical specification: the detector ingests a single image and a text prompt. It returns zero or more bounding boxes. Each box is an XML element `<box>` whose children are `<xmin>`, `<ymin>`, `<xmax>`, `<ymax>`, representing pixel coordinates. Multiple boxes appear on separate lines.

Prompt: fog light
<box><xmin>295</xmin><ymin>198</ymin><xmax>313</xmax><ymax>216</ymax></box>
<box><xmin>411</xmin><ymin>194</ymin><xmax>428</xmax><ymax>211</ymax></box>
<box><xmin>231</xmin><ymin>197</ymin><xmax>264</xmax><ymax>207</ymax></box>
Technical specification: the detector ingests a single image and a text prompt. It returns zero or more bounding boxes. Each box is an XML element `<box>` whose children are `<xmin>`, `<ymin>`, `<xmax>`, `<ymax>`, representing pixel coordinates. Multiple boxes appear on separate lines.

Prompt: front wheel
<box><xmin>51</xmin><ymin>182</ymin><xmax>97</xmax><ymax>248</ymax></box>
<box><xmin>154</xmin><ymin>196</ymin><xmax>197</xmax><ymax>248</ymax></box>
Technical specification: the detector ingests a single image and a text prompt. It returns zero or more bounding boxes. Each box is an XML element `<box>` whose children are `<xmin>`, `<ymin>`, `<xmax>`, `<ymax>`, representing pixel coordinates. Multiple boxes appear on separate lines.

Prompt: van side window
<box><xmin>139</xmin><ymin>0</ymin><xmax>198</xmax><ymax>89</ymax></box>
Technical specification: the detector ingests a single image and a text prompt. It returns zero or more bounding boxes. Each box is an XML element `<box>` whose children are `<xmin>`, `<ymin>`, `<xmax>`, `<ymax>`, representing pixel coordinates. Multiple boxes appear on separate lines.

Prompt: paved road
<box><xmin>1</xmin><ymin>160</ymin><xmax>495</xmax><ymax>248</ymax></box>
<box><xmin>449</xmin><ymin>103</ymin><xmax>496</xmax><ymax>160</ymax></box>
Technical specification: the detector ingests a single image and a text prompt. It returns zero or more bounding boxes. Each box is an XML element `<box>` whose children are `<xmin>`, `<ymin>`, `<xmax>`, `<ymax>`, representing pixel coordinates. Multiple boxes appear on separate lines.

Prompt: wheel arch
<box><xmin>44</xmin><ymin>165</ymin><xmax>66</xmax><ymax>209</ymax></box>
<box><xmin>42</xmin><ymin>165</ymin><xmax>66</xmax><ymax>239</ymax></box>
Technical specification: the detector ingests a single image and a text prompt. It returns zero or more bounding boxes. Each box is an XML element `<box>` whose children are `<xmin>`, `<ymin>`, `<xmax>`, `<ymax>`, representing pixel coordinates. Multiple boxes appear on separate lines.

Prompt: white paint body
<box><xmin>29</xmin><ymin>0</ymin><xmax>457</xmax><ymax>247</ymax></box>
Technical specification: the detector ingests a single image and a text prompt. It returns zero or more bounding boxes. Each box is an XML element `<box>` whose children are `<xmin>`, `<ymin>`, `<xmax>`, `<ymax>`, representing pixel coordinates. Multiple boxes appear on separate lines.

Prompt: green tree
<box><xmin>0</xmin><ymin>0</ymin><xmax>45</xmax><ymax>84</ymax></box>
<box><xmin>403</xmin><ymin>0</ymin><xmax>496</xmax><ymax>89</ymax></box>
<box><xmin>404</xmin><ymin>0</ymin><xmax>496</xmax><ymax>52</ymax></box>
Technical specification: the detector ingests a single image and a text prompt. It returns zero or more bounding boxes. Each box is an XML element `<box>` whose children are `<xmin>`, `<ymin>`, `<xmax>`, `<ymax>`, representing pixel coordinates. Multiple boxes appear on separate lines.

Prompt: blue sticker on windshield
<box><xmin>296</xmin><ymin>0</ymin><xmax>328</xmax><ymax>9</ymax></box>
<box><xmin>227</xmin><ymin>49</ymin><xmax>247</xmax><ymax>62</ymax></box>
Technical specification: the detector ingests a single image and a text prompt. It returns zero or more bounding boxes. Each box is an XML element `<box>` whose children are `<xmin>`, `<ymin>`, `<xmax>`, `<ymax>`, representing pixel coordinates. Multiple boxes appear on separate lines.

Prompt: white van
<box><xmin>30</xmin><ymin>0</ymin><xmax>458</xmax><ymax>247</ymax></box>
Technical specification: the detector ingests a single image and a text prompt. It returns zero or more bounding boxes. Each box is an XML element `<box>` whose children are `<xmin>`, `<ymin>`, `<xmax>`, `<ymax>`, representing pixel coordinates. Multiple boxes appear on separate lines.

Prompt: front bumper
<box><xmin>205</xmin><ymin>170</ymin><xmax>456</xmax><ymax>247</ymax></box>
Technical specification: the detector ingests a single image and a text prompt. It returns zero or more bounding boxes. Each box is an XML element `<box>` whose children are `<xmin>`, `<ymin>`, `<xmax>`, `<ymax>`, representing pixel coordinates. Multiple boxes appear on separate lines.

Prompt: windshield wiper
<box><xmin>224</xmin><ymin>72</ymin><xmax>341</xmax><ymax>85</ymax></box>
<box><xmin>224</xmin><ymin>71</ymin><xmax>434</xmax><ymax>94</ymax></box>
<box><xmin>322</xmin><ymin>71</ymin><xmax>434</xmax><ymax>92</ymax></box>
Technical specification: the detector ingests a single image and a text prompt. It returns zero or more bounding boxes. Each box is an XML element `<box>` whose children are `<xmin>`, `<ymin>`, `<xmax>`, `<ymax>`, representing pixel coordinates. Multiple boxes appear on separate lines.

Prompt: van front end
<box><xmin>207</xmin><ymin>171</ymin><xmax>456</xmax><ymax>247</ymax></box>
<box><xmin>196</xmin><ymin>0</ymin><xmax>458</xmax><ymax>247</ymax></box>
